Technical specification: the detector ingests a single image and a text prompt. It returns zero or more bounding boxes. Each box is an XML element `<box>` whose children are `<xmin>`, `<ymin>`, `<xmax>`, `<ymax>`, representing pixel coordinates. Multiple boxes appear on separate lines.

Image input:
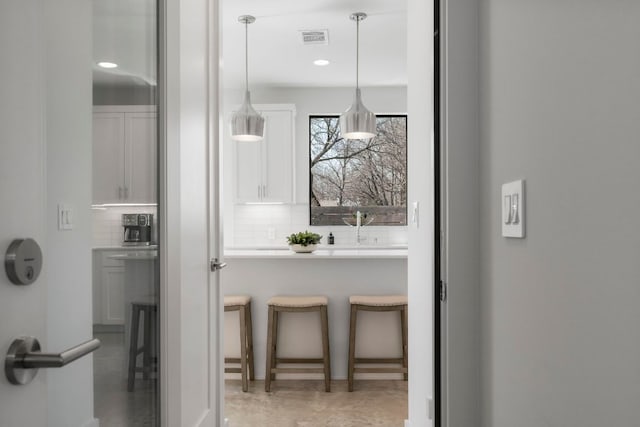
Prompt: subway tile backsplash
<box><xmin>227</xmin><ymin>204</ymin><xmax>408</xmax><ymax>247</ymax></box>
<box><xmin>92</xmin><ymin>204</ymin><xmax>407</xmax><ymax>248</ymax></box>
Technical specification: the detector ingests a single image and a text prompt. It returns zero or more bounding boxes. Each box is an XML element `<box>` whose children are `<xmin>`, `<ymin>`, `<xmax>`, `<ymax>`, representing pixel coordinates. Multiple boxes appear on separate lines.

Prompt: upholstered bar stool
<box><xmin>348</xmin><ymin>295</ymin><xmax>408</xmax><ymax>391</ymax></box>
<box><xmin>265</xmin><ymin>295</ymin><xmax>331</xmax><ymax>392</ymax></box>
<box><xmin>128</xmin><ymin>302</ymin><xmax>158</xmax><ymax>392</ymax></box>
<box><xmin>224</xmin><ymin>295</ymin><xmax>255</xmax><ymax>392</ymax></box>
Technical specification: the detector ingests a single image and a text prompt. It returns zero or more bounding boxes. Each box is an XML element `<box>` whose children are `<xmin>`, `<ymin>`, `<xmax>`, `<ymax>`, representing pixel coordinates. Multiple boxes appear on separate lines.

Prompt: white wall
<box><xmin>44</xmin><ymin>1</ymin><xmax>96</xmax><ymax>426</ymax></box>
<box><xmin>222</xmin><ymin>86</ymin><xmax>408</xmax><ymax>247</ymax></box>
<box><xmin>479</xmin><ymin>1</ymin><xmax>640</xmax><ymax>426</ymax></box>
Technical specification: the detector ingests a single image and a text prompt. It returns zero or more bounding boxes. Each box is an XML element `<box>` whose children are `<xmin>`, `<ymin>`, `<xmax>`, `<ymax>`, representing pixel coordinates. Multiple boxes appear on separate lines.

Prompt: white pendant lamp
<box><xmin>340</xmin><ymin>12</ymin><xmax>376</xmax><ymax>140</ymax></box>
<box><xmin>231</xmin><ymin>15</ymin><xmax>265</xmax><ymax>142</ymax></box>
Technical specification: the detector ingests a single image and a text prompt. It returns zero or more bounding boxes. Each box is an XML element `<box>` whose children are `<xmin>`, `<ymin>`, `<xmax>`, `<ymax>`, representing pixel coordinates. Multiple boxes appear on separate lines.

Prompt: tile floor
<box><xmin>93</xmin><ymin>332</ymin><xmax>407</xmax><ymax>427</ymax></box>
<box><xmin>94</xmin><ymin>332</ymin><xmax>158</xmax><ymax>427</ymax></box>
<box><xmin>225</xmin><ymin>379</ymin><xmax>408</xmax><ymax>427</ymax></box>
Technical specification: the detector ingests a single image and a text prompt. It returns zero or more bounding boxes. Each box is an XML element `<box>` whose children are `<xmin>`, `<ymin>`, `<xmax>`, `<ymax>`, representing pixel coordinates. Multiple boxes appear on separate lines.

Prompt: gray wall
<box><xmin>443</xmin><ymin>0</ymin><xmax>481</xmax><ymax>426</ymax></box>
<box><xmin>479</xmin><ymin>1</ymin><xmax>640</xmax><ymax>426</ymax></box>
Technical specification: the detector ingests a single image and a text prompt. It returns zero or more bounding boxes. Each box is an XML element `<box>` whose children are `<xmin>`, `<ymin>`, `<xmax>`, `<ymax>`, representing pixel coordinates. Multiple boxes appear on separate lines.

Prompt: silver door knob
<box><xmin>5</xmin><ymin>336</ymin><xmax>101</xmax><ymax>385</ymax></box>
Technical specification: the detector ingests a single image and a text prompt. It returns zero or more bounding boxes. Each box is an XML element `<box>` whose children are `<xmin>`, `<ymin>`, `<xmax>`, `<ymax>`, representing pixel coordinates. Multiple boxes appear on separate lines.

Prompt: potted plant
<box><xmin>286</xmin><ymin>231</ymin><xmax>322</xmax><ymax>253</ymax></box>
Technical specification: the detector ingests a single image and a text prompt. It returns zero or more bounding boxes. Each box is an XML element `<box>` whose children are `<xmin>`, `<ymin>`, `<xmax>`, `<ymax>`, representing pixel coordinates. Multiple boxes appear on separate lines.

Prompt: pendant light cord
<box><xmin>245</xmin><ymin>20</ymin><xmax>249</xmax><ymax>92</ymax></box>
<box><xmin>356</xmin><ymin>18</ymin><xmax>360</xmax><ymax>90</ymax></box>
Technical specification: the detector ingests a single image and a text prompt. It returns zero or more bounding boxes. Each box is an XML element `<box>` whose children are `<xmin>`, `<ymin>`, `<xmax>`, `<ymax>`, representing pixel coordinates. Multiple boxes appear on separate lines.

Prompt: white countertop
<box><xmin>107</xmin><ymin>251</ymin><xmax>157</xmax><ymax>260</ymax></box>
<box><xmin>93</xmin><ymin>245</ymin><xmax>157</xmax><ymax>251</ymax></box>
<box><xmin>224</xmin><ymin>246</ymin><xmax>407</xmax><ymax>259</ymax></box>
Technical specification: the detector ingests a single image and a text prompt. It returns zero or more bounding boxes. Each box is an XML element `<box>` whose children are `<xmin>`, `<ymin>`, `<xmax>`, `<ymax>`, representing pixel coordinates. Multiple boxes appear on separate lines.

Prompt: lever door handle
<box><xmin>210</xmin><ymin>258</ymin><xmax>228</xmax><ymax>272</ymax></box>
<box><xmin>5</xmin><ymin>336</ymin><xmax>101</xmax><ymax>385</ymax></box>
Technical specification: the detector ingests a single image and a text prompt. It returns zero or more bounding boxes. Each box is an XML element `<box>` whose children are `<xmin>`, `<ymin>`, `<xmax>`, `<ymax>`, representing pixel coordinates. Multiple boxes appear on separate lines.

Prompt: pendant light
<box><xmin>340</xmin><ymin>12</ymin><xmax>376</xmax><ymax>140</ymax></box>
<box><xmin>231</xmin><ymin>15</ymin><xmax>265</xmax><ymax>142</ymax></box>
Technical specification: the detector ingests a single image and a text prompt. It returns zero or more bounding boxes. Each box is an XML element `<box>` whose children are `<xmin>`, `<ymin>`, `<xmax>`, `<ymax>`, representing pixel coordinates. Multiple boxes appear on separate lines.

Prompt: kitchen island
<box><xmin>222</xmin><ymin>246</ymin><xmax>408</xmax><ymax>381</ymax></box>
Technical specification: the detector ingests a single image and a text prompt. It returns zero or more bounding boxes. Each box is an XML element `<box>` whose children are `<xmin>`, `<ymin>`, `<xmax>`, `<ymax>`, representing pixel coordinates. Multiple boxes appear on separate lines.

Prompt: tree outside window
<box><xmin>309</xmin><ymin>115</ymin><xmax>407</xmax><ymax>226</ymax></box>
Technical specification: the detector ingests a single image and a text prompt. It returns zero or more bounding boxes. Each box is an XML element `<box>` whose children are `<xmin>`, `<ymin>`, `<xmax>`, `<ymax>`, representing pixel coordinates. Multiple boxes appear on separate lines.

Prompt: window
<box><xmin>309</xmin><ymin>115</ymin><xmax>407</xmax><ymax>226</ymax></box>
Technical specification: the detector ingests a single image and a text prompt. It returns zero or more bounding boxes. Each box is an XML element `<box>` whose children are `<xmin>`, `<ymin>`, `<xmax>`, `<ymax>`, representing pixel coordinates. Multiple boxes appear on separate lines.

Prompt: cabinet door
<box><xmin>125</xmin><ymin>112</ymin><xmax>157</xmax><ymax>203</ymax></box>
<box><xmin>262</xmin><ymin>110</ymin><xmax>293</xmax><ymax>203</ymax></box>
<box><xmin>93</xmin><ymin>112</ymin><xmax>126</xmax><ymax>203</ymax></box>
<box><xmin>101</xmin><ymin>265</ymin><xmax>125</xmax><ymax>325</ymax></box>
<box><xmin>235</xmin><ymin>140</ymin><xmax>262</xmax><ymax>202</ymax></box>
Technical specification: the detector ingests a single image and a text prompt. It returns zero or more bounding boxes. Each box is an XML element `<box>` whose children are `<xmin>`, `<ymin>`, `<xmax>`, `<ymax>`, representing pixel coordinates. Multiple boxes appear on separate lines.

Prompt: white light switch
<box><xmin>58</xmin><ymin>204</ymin><xmax>74</xmax><ymax>231</ymax></box>
<box><xmin>501</xmin><ymin>180</ymin><xmax>525</xmax><ymax>238</ymax></box>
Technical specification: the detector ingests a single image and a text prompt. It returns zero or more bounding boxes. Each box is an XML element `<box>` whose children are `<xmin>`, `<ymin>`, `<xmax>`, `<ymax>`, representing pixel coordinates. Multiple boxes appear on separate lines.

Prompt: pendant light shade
<box><xmin>340</xmin><ymin>12</ymin><xmax>376</xmax><ymax>140</ymax></box>
<box><xmin>231</xmin><ymin>15</ymin><xmax>265</xmax><ymax>142</ymax></box>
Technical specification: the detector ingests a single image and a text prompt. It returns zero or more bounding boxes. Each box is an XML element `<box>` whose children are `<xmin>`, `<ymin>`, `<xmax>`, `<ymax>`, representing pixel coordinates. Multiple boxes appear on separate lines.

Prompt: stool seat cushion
<box><xmin>349</xmin><ymin>295</ymin><xmax>408</xmax><ymax>306</ymax></box>
<box><xmin>268</xmin><ymin>295</ymin><xmax>328</xmax><ymax>307</ymax></box>
<box><xmin>224</xmin><ymin>295</ymin><xmax>251</xmax><ymax>306</ymax></box>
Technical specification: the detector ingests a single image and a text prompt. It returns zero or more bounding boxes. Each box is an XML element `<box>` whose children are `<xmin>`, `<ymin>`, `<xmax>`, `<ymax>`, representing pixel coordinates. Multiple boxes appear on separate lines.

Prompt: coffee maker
<box><xmin>122</xmin><ymin>214</ymin><xmax>153</xmax><ymax>246</ymax></box>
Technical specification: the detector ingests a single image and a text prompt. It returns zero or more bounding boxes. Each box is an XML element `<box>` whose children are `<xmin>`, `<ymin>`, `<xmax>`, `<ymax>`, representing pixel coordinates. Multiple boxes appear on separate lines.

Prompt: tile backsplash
<box><xmin>92</xmin><ymin>206</ymin><xmax>157</xmax><ymax>247</ymax></box>
<box><xmin>92</xmin><ymin>204</ymin><xmax>407</xmax><ymax>248</ymax></box>
<box><xmin>227</xmin><ymin>204</ymin><xmax>408</xmax><ymax>247</ymax></box>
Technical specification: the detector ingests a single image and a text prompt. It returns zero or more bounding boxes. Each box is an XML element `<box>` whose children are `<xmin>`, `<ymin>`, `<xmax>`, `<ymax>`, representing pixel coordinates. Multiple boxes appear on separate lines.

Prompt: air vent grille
<box><xmin>300</xmin><ymin>30</ymin><xmax>329</xmax><ymax>45</ymax></box>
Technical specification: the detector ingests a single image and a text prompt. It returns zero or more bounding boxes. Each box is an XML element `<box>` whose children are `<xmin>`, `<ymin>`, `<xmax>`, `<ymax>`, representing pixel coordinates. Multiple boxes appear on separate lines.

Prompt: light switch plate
<box><xmin>58</xmin><ymin>204</ymin><xmax>74</xmax><ymax>231</ymax></box>
<box><xmin>501</xmin><ymin>180</ymin><xmax>525</xmax><ymax>238</ymax></box>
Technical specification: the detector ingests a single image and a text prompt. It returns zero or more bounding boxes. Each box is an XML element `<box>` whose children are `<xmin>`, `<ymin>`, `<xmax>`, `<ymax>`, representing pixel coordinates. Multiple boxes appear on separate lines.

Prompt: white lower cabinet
<box><xmin>93</xmin><ymin>250</ymin><xmax>125</xmax><ymax>325</ymax></box>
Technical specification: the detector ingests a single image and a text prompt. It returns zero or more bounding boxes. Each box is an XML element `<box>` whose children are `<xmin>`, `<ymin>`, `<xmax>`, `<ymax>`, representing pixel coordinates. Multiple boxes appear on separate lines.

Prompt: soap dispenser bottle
<box><xmin>328</xmin><ymin>232</ymin><xmax>335</xmax><ymax>245</ymax></box>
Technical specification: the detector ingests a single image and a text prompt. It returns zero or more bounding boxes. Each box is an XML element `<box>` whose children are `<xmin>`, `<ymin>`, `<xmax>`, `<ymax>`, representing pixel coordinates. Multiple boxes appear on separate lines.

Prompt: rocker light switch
<box><xmin>58</xmin><ymin>204</ymin><xmax>74</xmax><ymax>231</ymax></box>
<box><xmin>501</xmin><ymin>180</ymin><xmax>525</xmax><ymax>238</ymax></box>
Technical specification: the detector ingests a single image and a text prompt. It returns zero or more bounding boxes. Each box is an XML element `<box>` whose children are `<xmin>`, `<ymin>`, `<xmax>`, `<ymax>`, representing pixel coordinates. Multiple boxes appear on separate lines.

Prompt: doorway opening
<box><xmin>217</xmin><ymin>1</ymin><xmax>430</xmax><ymax>426</ymax></box>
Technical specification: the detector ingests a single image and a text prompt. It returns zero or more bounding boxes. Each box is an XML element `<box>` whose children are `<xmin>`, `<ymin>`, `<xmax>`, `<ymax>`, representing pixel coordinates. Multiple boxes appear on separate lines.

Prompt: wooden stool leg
<box><xmin>401</xmin><ymin>305</ymin><xmax>408</xmax><ymax>381</ymax></box>
<box><xmin>142</xmin><ymin>307</ymin><xmax>152</xmax><ymax>380</ymax></box>
<box><xmin>239</xmin><ymin>306</ymin><xmax>248</xmax><ymax>392</ymax></box>
<box><xmin>265</xmin><ymin>305</ymin><xmax>275</xmax><ymax>392</ymax></box>
<box><xmin>348</xmin><ymin>304</ymin><xmax>357</xmax><ymax>392</ymax></box>
<box><xmin>320</xmin><ymin>305</ymin><xmax>331</xmax><ymax>392</ymax></box>
<box><xmin>271</xmin><ymin>310</ymin><xmax>278</xmax><ymax>381</ymax></box>
<box><xmin>127</xmin><ymin>305</ymin><xmax>140</xmax><ymax>392</ymax></box>
<box><xmin>245</xmin><ymin>302</ymin><xmax>255</xmax><ymax>381</ymax></box>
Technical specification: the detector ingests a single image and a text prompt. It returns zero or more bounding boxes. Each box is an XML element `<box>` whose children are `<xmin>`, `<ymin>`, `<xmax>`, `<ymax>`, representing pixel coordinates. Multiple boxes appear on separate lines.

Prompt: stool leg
<box><xmin>239</xmin><ymin>306</ymin><xmax>248</xmax><ymax>392</ymax></box>
<box><xmin>143</xmin><ymin>307</ymin><xmax>152</xmax><ymax>380</ymax></box>
<box><xmin>320</xmin><ymin>305</ymin><xmax>331</xmax><ymax>392</ymax></box>
<box><xmin>127</xmin><ymin>305</ymin><xmax>140</xmax><ymax>392</ymax></box>
<box><xmin>265</xmin><ymin>305</ymin><xmax>275</xmax><ymax>392</ymax></box>
<box><xmin>401</xmin><ymin>305</ymin><xmax>408</xmax><ymax>381</ymax></box>
<box><xmin>245</xmin><ymin>302</ymin><xmax>255</xmax><ymax>381</ymax></box>
<box><xmin>271</xmin><ymin>310</ymin><xmax>278</xmax><ymax>381</ymax></box>
<box><xmin>348</xmin><ymin>304</ymin><xmax>357</xmax><ymax>392</ymax></box>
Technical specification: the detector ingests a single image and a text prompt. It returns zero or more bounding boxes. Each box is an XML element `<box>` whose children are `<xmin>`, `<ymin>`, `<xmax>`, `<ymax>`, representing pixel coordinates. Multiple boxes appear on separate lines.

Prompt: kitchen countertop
<box><xmin>93</xmin><ymin>245</ymin><xmax>157</xmax><ymax>251</ymax></box>
<box><xmin>224</xmin><ymin>246</ymin><xmax>407</xmax><ymax>259</ymax></box>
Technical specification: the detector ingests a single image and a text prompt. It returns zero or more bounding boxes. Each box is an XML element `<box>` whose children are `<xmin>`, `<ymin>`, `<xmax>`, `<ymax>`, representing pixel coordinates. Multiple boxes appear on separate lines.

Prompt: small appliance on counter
<box><xmin>122</xmin><ymin>214</ymin><xmax>153</xmax><ymax>246</ymax></box>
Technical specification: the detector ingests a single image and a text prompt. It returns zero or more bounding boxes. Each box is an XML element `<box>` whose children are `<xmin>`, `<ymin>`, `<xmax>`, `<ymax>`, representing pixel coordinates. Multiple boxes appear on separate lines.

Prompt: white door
<box><xmin>1</xmin><ymin>1</ymin><xmax>96</xmax><ymax>426</ymax></box>
<box><xmin>1</xmin><ymin>0</ymin><xmax>220</xmax><ymax>426</ymax></box>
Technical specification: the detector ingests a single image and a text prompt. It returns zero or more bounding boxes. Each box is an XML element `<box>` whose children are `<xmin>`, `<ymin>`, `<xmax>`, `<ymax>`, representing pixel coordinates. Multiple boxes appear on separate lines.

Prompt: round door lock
<box><xmin>5</xmin><ymin>238</ymin><xmax>43</xmax><ymax>286</ymax></box>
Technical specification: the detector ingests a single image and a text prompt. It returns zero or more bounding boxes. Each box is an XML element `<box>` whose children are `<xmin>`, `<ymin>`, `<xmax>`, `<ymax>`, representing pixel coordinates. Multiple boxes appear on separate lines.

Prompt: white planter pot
<box><xmin>289</xmin><ymin>244</ymin><xmax>317</xmax><ymax>253</ymax></box>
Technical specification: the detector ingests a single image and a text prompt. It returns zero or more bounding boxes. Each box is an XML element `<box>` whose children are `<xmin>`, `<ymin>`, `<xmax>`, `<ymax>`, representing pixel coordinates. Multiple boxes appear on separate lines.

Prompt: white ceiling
<box><xmin>92</xmin><ymin>0</ymin><xmax>407</xmax><ymax>89</ymax></box>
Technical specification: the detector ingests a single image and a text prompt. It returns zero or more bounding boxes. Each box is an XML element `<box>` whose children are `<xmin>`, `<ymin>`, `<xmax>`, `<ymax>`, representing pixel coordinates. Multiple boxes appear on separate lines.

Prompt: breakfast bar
<box><xmin>222</xmin><ymin>246</ymin><xmax>408</xmax><ymax>381</ymax></box>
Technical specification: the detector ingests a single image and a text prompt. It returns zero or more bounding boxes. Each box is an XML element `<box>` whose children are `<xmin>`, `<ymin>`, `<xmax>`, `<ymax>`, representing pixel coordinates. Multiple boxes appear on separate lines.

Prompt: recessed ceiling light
<box><xmin>97</xmin><ymin>61</ymin><xmax>118</xmax><ymax>69</ymax></box>
<box><xmin>313</xmin><ymin>59</ymin><xmax>330</xmax><ymax>66</ymax></box>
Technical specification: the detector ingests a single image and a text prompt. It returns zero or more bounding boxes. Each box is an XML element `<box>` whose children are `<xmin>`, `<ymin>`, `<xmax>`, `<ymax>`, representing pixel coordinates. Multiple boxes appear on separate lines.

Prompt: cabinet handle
<box><xmin>263</xmin><ymin>185</ymin><xmax>267</xmax><ymax>198</ymax></box>
<box><xmin>124</xmin><ymin>186</ymin><xmax>129</xmax><ymax>199</ymax></box>
<box><xmin>118</xmin><ymin>186</ymin><xmax>123</xmax><ymax>199</ymax></box>
<box><xmin>258</xmin><ymin>185</ymin><xmax>261</xmax><ymax>199</ymax></box>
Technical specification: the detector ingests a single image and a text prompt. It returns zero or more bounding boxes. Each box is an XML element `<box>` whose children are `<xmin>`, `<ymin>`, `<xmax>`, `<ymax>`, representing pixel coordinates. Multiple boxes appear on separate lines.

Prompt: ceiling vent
<box><xmin>300</xmin><ymin>30</ymin><xmax>329</xmax><ymax>45</ymax></box>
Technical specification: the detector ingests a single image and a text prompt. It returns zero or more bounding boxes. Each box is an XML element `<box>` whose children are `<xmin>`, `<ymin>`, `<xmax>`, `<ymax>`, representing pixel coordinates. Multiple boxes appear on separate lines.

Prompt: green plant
<box><xmin>286</xmin><ymin>231</ymin><xmax>322</xmax><ymax>246</ymax></box>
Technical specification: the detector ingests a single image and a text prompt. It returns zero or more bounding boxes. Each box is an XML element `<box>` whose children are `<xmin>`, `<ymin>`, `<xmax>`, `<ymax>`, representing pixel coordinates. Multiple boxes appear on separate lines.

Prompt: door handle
<box><xmin>5</xmin><ymin>336</ymin><xmax>101</xmax><ymax>385</ymax></box>
<box><xmin>210</xmin><ymin>258</ymin><xmax>228</xmax><ymax>272</ymax></box>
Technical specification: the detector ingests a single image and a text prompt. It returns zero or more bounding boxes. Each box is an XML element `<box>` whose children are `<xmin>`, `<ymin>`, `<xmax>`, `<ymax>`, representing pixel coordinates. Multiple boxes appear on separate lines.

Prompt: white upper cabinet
<box><xmin>93</xmin><ymin>106</ymin><xmax>157</xmax><ymax>204</ymax></box>
<box><xmin>233</xmin><ymin>104</ymin><xmax>296</xmax><ymax>203</ymax></box>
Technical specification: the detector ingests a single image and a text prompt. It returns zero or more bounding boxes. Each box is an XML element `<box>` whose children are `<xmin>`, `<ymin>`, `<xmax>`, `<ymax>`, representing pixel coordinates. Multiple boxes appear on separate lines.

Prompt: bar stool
<box><xmin>265</xmin><ymin>295</ymin><xmax>331</xmax><ymax>392</ymax></box>
<box><xmin>224</xmin><ymin>295</ymin><xmax>255</xmax><ymax>392</ymax></box>
<box><xmin>347</xmin><ymin>295</ymin><xmax>408</xmax><ymax>391</ymax></box>
<box><xmin>127</xmin><ymin>302</ymin><xmax>158</xmax><ymax>392</ymax></box>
